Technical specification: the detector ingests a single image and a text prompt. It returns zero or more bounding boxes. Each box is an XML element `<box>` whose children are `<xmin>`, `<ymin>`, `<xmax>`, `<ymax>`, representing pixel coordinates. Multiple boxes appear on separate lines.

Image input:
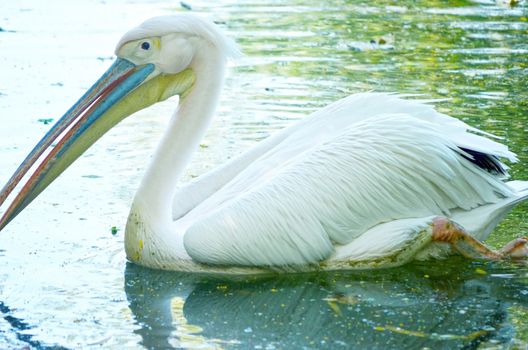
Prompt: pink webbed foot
<box><xmin>499</xmin><ymin>237</ymin><xmax>528</xmax><ymax>259</ymax></box>
<box><xmin>431</xmin><ymin>217</ymin><xmax>527</xmax><ymax>261</ymax></box>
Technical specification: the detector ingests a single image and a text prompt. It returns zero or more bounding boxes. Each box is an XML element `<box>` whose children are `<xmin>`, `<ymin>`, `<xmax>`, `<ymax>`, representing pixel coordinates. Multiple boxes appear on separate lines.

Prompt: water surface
<box><xmin>0</xmin><ymin>0</ymin><xmax>527</xmax><ymax>348</ymax></box>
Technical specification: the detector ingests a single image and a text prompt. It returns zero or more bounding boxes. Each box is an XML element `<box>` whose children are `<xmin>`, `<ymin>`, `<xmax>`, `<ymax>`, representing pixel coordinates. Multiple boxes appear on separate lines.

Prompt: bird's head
<box><xmin>0</xmin><ymin>14</ymin><xmax>238</xmax><ymax>230</ymax></box>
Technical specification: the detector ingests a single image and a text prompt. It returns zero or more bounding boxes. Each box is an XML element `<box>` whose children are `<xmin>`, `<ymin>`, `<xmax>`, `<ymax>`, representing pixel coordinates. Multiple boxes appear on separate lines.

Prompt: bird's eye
<box><xmin>141</xmin><ymin>42</ymin><xmax>150</xmax><ymax>50</ymax></box>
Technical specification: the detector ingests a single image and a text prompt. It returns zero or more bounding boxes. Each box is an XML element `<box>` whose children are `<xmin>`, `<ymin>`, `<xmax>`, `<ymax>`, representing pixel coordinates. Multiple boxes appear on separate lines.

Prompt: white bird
<box><xmin>0</xmin><ymin>14</ymin><xmax>527</xmax><ymax>273</ymax></box>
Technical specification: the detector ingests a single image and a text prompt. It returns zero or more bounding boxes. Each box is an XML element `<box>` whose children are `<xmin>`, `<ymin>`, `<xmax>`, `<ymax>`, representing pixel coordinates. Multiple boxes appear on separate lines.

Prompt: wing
<box><xmin>178</xmin><ymin>93</ymin><xmax>516</xmax><ymax>268</ymax></box>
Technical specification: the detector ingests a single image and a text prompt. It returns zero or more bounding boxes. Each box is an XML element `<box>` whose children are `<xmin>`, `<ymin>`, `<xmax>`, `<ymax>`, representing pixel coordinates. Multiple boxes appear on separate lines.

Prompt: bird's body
<box><xmin>1</xmin><ymin>14</ymin><xmax>527</xmax><ymax>273</ymax></box>
<box><xmin>125</xmin><ymin>90</ymin><xmax>527</xmax><ymax>272</ymax></box>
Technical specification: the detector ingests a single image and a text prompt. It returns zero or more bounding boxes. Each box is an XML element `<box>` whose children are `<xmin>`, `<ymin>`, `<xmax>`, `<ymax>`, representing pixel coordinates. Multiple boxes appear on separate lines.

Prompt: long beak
<box><xmin>0</xmin><ymin>58</ymin><xmax>195</xmax><ymax>230</ymax></box>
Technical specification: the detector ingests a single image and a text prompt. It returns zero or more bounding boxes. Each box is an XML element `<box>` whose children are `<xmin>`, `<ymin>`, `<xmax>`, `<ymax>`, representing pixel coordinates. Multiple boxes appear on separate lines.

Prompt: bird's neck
<box><xmin>134</xmin><ymin>44</ymin><xmax>225</xmax><ymax>224</ymax></box>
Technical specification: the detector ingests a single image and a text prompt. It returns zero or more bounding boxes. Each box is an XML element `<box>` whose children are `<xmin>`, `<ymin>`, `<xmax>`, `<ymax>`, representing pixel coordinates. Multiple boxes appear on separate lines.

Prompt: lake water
<box><xmin>0</xmin><ymin>0</ymin><xmax>527</xmax><ymax>349</ymax></box>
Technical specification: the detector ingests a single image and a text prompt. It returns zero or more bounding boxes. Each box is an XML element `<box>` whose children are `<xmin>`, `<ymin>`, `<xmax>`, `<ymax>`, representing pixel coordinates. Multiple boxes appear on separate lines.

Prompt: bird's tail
<box><xmin>452</xmin><ymin>180</ymin><xmax>528</xmax><ymax>241</ymax></box>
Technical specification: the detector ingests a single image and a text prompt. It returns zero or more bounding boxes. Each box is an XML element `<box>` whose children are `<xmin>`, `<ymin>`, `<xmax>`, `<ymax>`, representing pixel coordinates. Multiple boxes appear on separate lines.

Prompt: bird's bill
<box><xmin>0</xmin><ymin>58</ymin><xmax>195</xmax><ymax>231</ymax></box>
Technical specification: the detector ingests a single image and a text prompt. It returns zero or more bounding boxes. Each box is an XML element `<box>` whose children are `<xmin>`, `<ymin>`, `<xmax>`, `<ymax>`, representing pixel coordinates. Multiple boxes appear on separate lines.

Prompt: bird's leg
<box><xmin>432</xmin><ymin>216</ymin><xmax>528</xmax><ymax>260</ymax></box>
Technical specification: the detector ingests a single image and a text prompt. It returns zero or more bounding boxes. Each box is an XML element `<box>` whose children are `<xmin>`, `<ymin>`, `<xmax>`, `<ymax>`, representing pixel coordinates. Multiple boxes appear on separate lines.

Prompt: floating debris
<box><xmin>97</xmin><ymin>56</ymin><xmax>113</xmax><ymax>62</ymax></box>
<box><xmin>371</xmin><ymin>33</ymin><xmax>394</xmax><ymax>46</ymax></box>
<box><xmin>348</xmin><ymin>34</ymin><xmax>395</xmax><ymax>51</ymax></box>
<box><xmin>216</xmin><ymin>284</ymin><xmax>228</xmax><ymax>291</ymax></box>
<box><xmin>323</xmin><ymin>294</ymin><xmax>360</xmax><ymax>305</ymax></box>
<box><xmin>0</xmin><ymin>27</ymin><xmax>16</xmax><ymax>33</ymax></box>
<box><xmin>111</xmin><ymin>226</ymin><xmax>118</xmax><ymax>235</ymax></box>
<box><xmin>326</xmin><ymin>299</ymin><xmax>343</xmax><ymax>317</ymax></box>
<box><xmin>374</xmin><ymin>324</ymin><xmax>488</xmax><ymax>340</ymax></box>
<box><xmin>180</xmin><ymin>1</ymin><xmax>192</xmax><ymax>10</ymax></box>
<box><xmin>82</xmin><ymin>174</ymin><xmax>102</xmax><ymax>179</ymax></box>
<box><xmin>37</xmin><ymin>118</ymin><xmax>54</xmax><ymax>125</ymax></box>
<box><xmin>496</xmin><ymin>0</ymin><xmax>523</xmax><ymax>8</ymax></box>
<box><xmin>475</xmin><ymin>267</ymin><xmax>487</xmax><ymax>275</ymax></box>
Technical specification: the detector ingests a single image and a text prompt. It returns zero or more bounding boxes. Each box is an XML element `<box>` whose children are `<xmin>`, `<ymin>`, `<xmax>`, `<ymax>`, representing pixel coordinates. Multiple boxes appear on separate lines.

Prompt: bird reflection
<box><xmin>124</xmin><ymin>260</ymin><xmax>528</xmax><ymax>349</ymax></box>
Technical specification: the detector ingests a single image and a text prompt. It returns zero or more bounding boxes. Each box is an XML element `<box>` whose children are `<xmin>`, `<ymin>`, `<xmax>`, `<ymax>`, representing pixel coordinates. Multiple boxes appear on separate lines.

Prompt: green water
<box><xmin>0</xmin><ymin>0</ymin><xmax>527</xmax><ymax>349</ymax></box>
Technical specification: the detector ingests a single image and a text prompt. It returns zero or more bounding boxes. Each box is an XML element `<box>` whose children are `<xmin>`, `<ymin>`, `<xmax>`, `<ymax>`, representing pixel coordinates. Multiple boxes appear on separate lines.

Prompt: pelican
<box><xmin>0</xmin><ymin>14</ymin><xmax>527</xmax><ymax>273</ymax></box>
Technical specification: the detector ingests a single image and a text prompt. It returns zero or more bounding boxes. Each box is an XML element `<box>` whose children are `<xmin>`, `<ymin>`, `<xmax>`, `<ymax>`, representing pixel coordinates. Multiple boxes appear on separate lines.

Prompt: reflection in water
<box><xmin>125</xmin><ymin>261</ymin><xmax>528</xmax><ymax>349</ymax></box>
<box><xmin>0</xmin><ymin>301</ymin><xmax>70</xmax><ymax>350</ymax></box>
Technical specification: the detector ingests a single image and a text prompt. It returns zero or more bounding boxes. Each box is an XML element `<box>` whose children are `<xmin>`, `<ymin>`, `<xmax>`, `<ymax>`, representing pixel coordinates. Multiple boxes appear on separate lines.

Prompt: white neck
<box><xmin>134</xmin><ymin>42</ymin><xmax>226</xmax><ymax>225</ymax></box>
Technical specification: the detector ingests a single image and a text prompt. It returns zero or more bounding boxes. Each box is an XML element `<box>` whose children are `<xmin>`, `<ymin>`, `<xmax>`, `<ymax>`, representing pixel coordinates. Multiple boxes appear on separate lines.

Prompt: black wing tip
<box><xmin>458</xmin><ymin>147</ymin><xmax>507</xmax><ymax>176</ymax></box>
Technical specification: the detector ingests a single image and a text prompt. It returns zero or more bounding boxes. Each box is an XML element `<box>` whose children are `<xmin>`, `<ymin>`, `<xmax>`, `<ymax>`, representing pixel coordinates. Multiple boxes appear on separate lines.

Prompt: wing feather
<box><xmin>180</xmin><ymin>93</ymin><xmax>516</xmax><ymax>268</ymax></box>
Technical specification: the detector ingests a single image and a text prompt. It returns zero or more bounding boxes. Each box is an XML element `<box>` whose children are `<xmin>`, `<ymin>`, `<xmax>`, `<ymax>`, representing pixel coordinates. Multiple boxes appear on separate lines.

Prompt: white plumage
<box><xmin>177</xmin><ymin>93</ymin><xmax>518</xmax><ymax>268</ymax></box>
<box><xmin>2</xmin><ymin>14</ymin><xmax>527</xmax><ymax>273</ymax></box>
<box><xmin>119</xmin><ymin>15</ymin><xmax>528</xmax><ymax>273</ymax></box>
